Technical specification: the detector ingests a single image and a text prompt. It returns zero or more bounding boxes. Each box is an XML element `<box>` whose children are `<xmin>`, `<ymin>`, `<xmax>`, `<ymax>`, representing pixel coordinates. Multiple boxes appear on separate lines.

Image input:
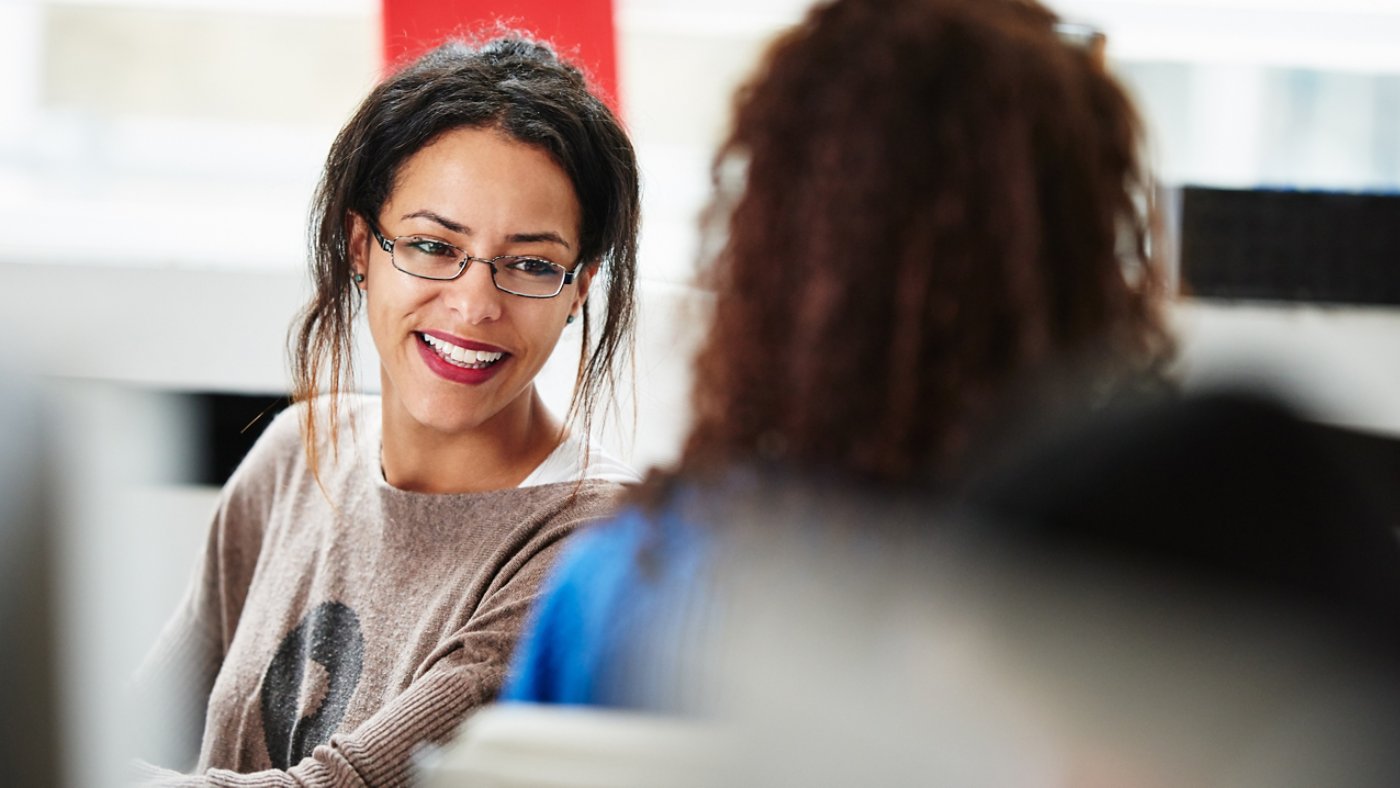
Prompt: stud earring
<box><xmin>566</xmin><ymin>314</ymin><xmax>576</xmax><ymax>325</ymax></box>
<box><xmin>353</xmin><ymin>273</ymin><xmax>365</xmax><ymax>284</ymax></box>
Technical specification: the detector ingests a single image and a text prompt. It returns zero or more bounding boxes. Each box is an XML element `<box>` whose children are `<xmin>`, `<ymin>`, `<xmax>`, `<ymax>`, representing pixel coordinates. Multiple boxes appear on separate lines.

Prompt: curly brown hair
<box><xmin>673</xmin><ymin>0</ymin><xmax>1171</xmax><ymax>487</ymax></box>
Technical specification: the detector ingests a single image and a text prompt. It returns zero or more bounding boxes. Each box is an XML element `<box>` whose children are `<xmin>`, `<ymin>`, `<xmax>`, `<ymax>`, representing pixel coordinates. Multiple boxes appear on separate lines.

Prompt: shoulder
<box><xmin>286</xmin><ymin>391</ymin><xmax>381</xmax><ymax>456</ymax></box>
<box><xmin>222</xmin><ymin>393</ymin><xmax>378</xmax><ymax>508</ymax></box>
<box><xmin>545</xmin><ymin>499</ymin><xmax>704</xmax><ymax>601</ymax></box>
<box><xmin>219</xmin><ymin>401</ymin><xmax>305</xmax><ymax>504</ymax></box>
<box><xmin>501</xmin><ymin>503</ymin><xmax>693</xmax><ymax>705</ymax></box>
<box><xmin>251</xmin><ymin>393</ymin><xmax>379</xmax><ymax>472</ymax></box>
<box><xmin>250</xmin><ymin>400</ymin><xmax>308</xmax><ymax>461</ymax></box>
<box><xmin>485</xmin><ymin>479</ymin><xmax>630</xmax><ymax>530</ymax></box>
<box><xmin>560</xmin><ymin>506</ymin><xmax>655</xmax><ymax>566</ymax></box>
<box><xmin>414</xmin><ymin>481</ymin><xmax>630</xmax><ymax>579</ymax></box>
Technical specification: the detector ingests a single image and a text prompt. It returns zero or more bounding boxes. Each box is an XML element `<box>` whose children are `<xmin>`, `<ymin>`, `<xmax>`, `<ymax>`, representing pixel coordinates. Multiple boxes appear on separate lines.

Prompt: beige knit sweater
<box><xmin>135</xmin><ymin>396</ymin><xmax>624</xmax><ymax>787</ymax></box>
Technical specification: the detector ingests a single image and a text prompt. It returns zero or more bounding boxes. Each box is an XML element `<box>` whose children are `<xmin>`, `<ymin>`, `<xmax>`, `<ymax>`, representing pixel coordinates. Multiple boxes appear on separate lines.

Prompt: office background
<box><xmin>1</xmin><ymin>2</ymin><xmax>1398</xmax><ymax>785</ymax></box>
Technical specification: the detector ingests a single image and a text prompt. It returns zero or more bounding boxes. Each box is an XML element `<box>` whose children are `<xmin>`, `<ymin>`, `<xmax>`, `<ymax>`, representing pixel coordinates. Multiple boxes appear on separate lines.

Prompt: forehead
<box><xmin>386</xmin><ymin>126</ymin><xmax>581</xmax><ymax>244</ymax></box>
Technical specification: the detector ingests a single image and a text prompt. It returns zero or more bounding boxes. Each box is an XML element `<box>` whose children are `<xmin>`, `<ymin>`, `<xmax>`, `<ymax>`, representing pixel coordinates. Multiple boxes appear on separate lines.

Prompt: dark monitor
<box><xmin>1180</xmin><ymin>186</ymin><xmax>1400</xmax><ymax>307</ymax></box>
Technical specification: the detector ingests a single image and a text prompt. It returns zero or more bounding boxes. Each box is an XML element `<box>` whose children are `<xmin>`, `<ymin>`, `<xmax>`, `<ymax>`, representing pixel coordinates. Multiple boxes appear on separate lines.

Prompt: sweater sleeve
<box><xmin>130</xmin><ymin>410</ymin><xmax>290</xmax><ymax>770</ymax></box>
<box><xmin>137</xmin><ymin>486</ymin><xmax>602</xmax><ymax>788</ymax></box>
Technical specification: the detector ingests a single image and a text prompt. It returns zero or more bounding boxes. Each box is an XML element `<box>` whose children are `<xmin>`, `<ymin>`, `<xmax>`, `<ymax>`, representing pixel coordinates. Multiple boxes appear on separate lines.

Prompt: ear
<box><xmin>570</xmin><ymin>260</ymin><xmax>600</xmax><ymax>317</ymax></box>
<box><xmin>347</xmin><ymin>212</ymin><xmax>370</xmax><ymax>287</ymax></box>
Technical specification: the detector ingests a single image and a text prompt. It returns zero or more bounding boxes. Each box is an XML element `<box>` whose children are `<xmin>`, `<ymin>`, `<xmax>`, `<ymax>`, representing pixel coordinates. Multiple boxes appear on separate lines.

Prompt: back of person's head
<box><xmin>680</xmin><ymin>0</ymin><xmax>1171</xmax><ymax>485</ymax></box>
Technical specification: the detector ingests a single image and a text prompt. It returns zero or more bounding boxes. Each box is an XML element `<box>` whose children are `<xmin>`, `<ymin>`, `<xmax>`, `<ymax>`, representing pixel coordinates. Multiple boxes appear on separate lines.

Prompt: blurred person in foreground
<box><xmin>475</xmin><ymin>1</ymin><xmax>1400</xmax><ymax>781</ymax></box>
<box><xmin>437</xmin><ymin>387</ymin><xmax>1400</xmax><ymax>786</ymax></box>
<box><xmin>503</xmin><ymin>0</ymin><xmax>1174</xmax><ymax>709</ymax></box>
<box><xmin>132</xmin><ymin>33</ymin><xmax>640</xmax><ymax>786</ymax></box>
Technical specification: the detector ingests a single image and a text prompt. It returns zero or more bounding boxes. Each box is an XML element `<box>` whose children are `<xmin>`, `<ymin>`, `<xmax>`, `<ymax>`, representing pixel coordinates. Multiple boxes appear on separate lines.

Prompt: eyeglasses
<box><xmin>369</xmin><ymin>223</ymin><xmax>582</xmax><ymax>299</ymax></box>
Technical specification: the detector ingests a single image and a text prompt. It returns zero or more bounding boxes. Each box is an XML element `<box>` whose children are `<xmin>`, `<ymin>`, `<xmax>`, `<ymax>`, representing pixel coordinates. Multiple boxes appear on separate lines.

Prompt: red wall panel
<box><xmin>380</xmin><ymin>0</ymin><xmax>620</xmax><ymax>113</ymax></box>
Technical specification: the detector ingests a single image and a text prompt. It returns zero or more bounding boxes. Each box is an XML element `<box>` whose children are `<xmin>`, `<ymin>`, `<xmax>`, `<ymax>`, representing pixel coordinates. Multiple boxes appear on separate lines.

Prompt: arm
<box><xmin>131</xmin><ymin>488</ymin><xmax>272</xmax><ymax>771</ymax></box>
<box><xmin>136</xmin><ymin>505</ymin><xmax>581</xmax><ymax>788</ymax></box>
<box><xmin>130</xmin><ymin>586</ymin><xmax>224</xmax><ymax>772</ymax></box>
<box><xmin>130</xmin><ymin>410</ymin><xmax>288</xmax><ymax>772</ymax></box>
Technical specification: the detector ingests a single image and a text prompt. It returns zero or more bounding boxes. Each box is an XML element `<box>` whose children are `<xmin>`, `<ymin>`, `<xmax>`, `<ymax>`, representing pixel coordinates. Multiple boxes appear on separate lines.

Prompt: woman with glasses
<box><xmin>136</xmin><ymin>35</ymin><xmax>639</xmax><ymax>785</ymax></box>
<box><xmin>503</xmin><ymin>0</ymin><xmax>1172</xmax><ymax>708</ymax></box>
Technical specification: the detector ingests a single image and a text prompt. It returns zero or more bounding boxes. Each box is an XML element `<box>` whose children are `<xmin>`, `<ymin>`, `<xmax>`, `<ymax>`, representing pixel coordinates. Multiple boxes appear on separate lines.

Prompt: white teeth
<box><xmin>420</xmin><ymin>333</ymin><xmax>505</xmax><ymax>369</ymax></box>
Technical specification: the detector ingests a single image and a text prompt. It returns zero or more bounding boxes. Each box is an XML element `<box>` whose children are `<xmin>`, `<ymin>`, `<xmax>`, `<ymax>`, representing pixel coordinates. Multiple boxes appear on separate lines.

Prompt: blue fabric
<box><xmin>503</xmin><ymin>502</ymin><xmax>709</xmax><ymax>707</ymax></box>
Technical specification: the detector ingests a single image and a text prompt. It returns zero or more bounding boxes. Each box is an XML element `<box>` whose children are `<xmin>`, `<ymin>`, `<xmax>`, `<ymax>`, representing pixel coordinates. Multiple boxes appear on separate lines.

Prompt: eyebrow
<box><xmin>400</xmin><ymin>209</ymin><xmax>573</xmax><ymax>251</ymax></box>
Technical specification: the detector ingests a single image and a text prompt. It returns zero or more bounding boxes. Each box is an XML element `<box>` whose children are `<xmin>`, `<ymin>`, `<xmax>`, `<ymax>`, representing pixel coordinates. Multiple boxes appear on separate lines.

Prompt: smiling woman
<box><xmin>354</xmin><ymin>127</ymin><xmax>593</xmax><ymax>493</ymax></box>
<box><xmin>132</xmin><ymin>35</ymin><xmax>640</xmax><ymax>787</ymax></box>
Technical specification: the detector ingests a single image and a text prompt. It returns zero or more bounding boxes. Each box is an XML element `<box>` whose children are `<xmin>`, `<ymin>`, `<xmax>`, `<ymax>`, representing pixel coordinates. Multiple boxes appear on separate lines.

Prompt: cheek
<box><xmin>519</xmin><ymin>305</ymin><xmax>571</xmax><ymax>349</ymax></box>
<box><xmin>368</xmin><ymin>278</ymin><xmax>434</xmax><ymax>315</ymax></box>
<box><xmin>363</xmin><ymin>284</ymin><xmax>434</xmax><ymax>345</ymax></box>
<box><xmin>362</xmin><ymin>295</ymin><xmax>396</xmax><ymax>353</ymax></box>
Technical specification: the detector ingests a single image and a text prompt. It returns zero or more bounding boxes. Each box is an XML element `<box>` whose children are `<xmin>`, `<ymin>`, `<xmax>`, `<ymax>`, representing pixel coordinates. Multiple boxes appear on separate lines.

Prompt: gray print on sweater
<box><xmin>259</xmin><ymin>601</ymin><xmax>365</xmax><ymax>769</ymax></box>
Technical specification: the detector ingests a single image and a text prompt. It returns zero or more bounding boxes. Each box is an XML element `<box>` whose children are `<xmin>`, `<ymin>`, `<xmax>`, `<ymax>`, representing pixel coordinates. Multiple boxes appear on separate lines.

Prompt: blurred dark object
<box><xmin>968</xmin><ymin>390</ymin><xmax>1400</xmax><ymax>653</ymax></box>
<box><xmin>1180</xmin><ymin>186</ymin><xmax>1400</xmax><ymax>306</ymax></box>
<box><xmin>1317</xmin><ymin>423</ymin><xmax>1400</xmax><ymax>528</ymax></box>
<box><xmin>189</xmin><ymin>392</ymin><xmax>290</xmax><ymax>486</ymax></box>
<box><xmin>0</xmin><ymin>369</ymin><xmax>61</xmax><ymax>788</ymax></box>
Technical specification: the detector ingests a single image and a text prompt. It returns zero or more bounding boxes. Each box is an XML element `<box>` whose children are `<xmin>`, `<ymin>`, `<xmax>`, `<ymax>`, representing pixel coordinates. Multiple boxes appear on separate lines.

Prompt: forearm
<box><xmin>134</xmin><ymin>652</ymin><xmax>499</xmax><ymax>788</ymax></box>
<box><xmin>130</xmin><ymin>608</ymin><xmax>223</xmax><ymax>771</ymax></box>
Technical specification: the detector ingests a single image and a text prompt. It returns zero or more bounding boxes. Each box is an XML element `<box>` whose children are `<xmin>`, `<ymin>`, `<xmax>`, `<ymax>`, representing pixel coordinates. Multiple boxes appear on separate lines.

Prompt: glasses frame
<box><xmin>368</xmin><ymin>223</ymin><xmax>582</xmax><ymax>299</ymax></box>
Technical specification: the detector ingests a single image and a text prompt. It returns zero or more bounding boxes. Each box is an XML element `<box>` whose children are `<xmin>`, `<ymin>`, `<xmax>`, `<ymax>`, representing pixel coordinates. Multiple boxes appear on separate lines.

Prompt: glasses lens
<box><xmin>393</xmin><ymin>236</ymin><xmax>466</xmax><ymax>280</ymax></box>
<box><xmin>495</xmin><ymin>257</ymin><xmax>567</xmax><ymax>297</ymax></box>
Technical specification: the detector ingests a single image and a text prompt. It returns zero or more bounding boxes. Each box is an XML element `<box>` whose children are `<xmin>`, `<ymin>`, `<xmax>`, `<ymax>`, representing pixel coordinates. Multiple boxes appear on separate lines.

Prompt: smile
<box><xmin>418</xmin><ymin>333</ymin><xmax>506</xmax><ymax>370</ymax></box>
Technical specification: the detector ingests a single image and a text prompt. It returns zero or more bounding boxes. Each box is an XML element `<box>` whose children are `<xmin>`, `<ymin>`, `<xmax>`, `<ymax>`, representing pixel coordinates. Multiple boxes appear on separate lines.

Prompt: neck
<box><xmin>379</xmin><ymin>388</ymin><xmax>563</xmax><ymax>494</ymax></box>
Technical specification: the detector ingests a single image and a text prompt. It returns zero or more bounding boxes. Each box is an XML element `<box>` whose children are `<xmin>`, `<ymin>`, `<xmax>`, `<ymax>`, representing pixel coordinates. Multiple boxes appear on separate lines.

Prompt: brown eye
<box><xmin>505</xmin><ymin>257</ymin><xmax>563</xmax><ymax>278</ymax></box>
<box><xmin>404</xmin><ymin>238</ymin><xmax>460</xmax><ymax>258</ymax></box>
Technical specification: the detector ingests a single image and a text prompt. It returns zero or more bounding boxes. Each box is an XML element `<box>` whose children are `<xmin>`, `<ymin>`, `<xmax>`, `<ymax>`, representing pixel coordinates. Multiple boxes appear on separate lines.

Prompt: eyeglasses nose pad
<box><xmin>446</xmin><ymin>259</ymin><xmax>505</xmax><ymax>323</ymax></box>
<box><xmin>459</xmin><ymin>257</ymin><xmax>500</xmax><ymax>292</ymax></box>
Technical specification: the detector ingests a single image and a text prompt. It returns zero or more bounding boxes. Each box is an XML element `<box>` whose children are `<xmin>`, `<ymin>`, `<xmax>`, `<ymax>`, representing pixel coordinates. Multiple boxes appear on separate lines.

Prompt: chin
<box><xmin>408</xmin><ymin>395</ymin><xmax>499</xmax><ymax>436</ymax></box>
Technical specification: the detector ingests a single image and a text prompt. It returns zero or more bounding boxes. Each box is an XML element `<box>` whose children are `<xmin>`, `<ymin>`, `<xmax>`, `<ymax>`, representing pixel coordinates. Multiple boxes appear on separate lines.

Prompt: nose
<box><xmin>444</xmin><ymin>257</ymin><xmax>503</xmax><ymax>324</ymax></box>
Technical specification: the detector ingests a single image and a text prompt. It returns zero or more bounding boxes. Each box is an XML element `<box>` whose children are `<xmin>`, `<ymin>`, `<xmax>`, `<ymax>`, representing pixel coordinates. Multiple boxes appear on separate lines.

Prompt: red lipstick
<box><xmin>415</xmin><ymin>331</ymin><xmax>509</xmax><ymax>385</ymax></box>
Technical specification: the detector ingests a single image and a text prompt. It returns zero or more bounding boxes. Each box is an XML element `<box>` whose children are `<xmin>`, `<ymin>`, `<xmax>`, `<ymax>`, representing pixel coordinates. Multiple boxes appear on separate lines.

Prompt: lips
<box><xmin>419</xmin><ymin>333</ymin><xmax>504</xmax><ymax>369</ymax></box>
<box><xmin>415</xmin><ymin>331</ymin><xmax>509</xmax><ymax>384</ymax></box>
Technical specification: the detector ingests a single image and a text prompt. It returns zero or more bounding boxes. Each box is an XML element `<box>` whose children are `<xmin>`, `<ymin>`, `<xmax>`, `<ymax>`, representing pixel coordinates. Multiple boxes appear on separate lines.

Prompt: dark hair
<box><xmin>673</xmin><ymin>0</ymin><xmax>1172</xmax><ymax>487</ymax></box>
<box><xmin>292</xmin><ymin>35</ymin><xmax>639</xmax><ymax>470</ymax></box>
